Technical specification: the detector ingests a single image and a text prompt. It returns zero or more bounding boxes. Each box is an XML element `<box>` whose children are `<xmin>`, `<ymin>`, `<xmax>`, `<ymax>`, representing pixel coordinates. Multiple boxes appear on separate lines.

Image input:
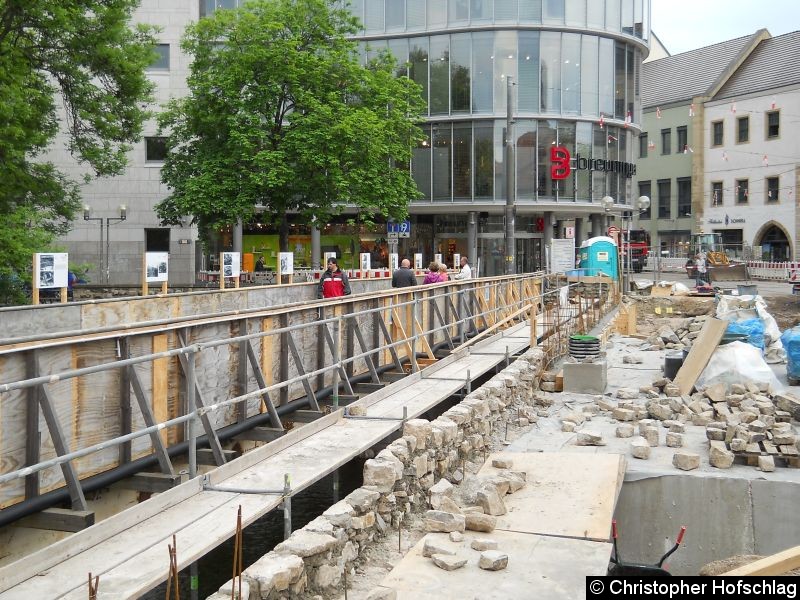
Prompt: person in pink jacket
<box><xmin>437</xmin><ymin>264</ymin><xmax>449</xmax><ymax>282</ymax></box>
<box><xmin>423</xmin><ymin>261</ymin><xmax>440</xmax><ymax>284</ymax></box>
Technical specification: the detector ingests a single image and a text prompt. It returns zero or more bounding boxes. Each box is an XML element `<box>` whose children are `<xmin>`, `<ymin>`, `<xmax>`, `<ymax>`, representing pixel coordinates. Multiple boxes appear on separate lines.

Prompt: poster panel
<box><xmin>414</xmin><ymin>253</ymin><xmax>423</xmax><ymax>270</ymax></box>
<box><xmin>279</xmin><ymin>252</ymin><xmax>294</xmax><ymax>275</ymax></box>
<box><xmin>549</xmin><ymin>239</ymin><xmax>576</xmax><ymax>274</ymax></box>
<box><xmin>222</xmin><ymin>252</ymin><xmax>241</xmax><ymax>278</ymax></box>
<box><xmin>145</xmin><ymin>252</ymin><xmax>169</xmax><ymax>282</ymax></box>
<box><xmin>453</xmin><ymin>253</ymin><xmax>461</xmax><ymax>269</ymax></box>
<box><xmin>359</xmin><ymin>253</ymin><xmax>371</xmax><ymax>272</ymax></box>
<box><xmin>35</xmin><ymin>253</ymin><xmax>68</xmax><ymax>289</ymax></box>
<box><xmin>389</xmin><ymin>253</ymin><xmax>399</xmax><ymax>271</ymax></box>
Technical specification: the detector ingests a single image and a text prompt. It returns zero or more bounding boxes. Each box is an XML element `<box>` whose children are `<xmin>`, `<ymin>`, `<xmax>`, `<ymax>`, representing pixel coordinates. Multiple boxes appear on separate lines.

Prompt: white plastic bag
<box><xmin>696</xmin><ymin>341</ymin><xmax>783</xmax><ymax>392</ymax></box>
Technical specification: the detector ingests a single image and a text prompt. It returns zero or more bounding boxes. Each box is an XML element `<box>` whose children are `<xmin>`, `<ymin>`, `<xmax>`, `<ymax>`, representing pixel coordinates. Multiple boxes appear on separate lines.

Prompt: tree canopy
<box><xmin>0</xmin><ymin>0</ymin><xmax>156</xmax><ymax>302</ymax></box>
<box><xmin>156</xmin><ymin>0</ymin><xmax>425</xmax><ymax>242</ymax></box>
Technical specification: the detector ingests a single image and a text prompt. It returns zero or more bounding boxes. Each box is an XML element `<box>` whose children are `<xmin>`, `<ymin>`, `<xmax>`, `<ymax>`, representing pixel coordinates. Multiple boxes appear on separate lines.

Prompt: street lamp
<box><xmin>84</xmin><ymin>204</ymin><xmax>127</xmax><ymax>284</ymax></box>
<box><xmin>601</xmin><ymin>195</ymin><xmax>615</xmax><ymax>213</ymax></box>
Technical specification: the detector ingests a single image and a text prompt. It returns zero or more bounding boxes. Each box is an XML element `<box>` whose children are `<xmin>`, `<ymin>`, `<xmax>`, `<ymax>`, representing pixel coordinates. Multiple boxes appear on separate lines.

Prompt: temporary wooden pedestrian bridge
<box><xmin>0</xmin><ymin>273</ymin><xmax>616</xmax><ymax>598</ymax></box>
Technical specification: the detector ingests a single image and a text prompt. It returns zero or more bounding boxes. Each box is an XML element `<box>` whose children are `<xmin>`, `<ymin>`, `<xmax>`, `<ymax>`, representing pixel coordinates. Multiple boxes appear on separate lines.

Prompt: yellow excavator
<box><xmin>689</xmin><ymin>233</ymin><xmax>748</xmax><ymax>282</ymax></box>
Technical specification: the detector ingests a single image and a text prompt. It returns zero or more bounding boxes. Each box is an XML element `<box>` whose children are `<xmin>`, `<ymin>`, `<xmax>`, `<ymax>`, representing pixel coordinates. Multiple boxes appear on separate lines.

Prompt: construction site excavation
<box><xmin>1</xmin><ymin>272</ymin><xmax>800</xmax><ymax>599</ymax></box>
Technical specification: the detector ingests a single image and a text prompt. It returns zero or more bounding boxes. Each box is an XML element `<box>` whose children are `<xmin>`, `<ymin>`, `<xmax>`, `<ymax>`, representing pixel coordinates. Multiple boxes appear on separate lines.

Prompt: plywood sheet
<box><xmin>381</xmin><ymin>529</ymin><xmax>611</xmax><ymax>600</ymax></box>
<box><xmin>477</xmin><ymin>452</ymin><xmax>626</xmax><ymax>541</ymax></box>
<box><xmin>673</xmin><ymin>318</ymin><xmax>727</xmax><ymax>396</ymax></box>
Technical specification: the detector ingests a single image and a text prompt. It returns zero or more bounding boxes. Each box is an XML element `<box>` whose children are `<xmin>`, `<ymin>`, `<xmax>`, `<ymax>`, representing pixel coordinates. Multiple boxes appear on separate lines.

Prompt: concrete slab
<box><xmin>563</xmin><ymin>361</ymin><xmax>607</xmax><ymax>394</ymax></box>
<box><xmin>381</xmin><ymin>529</ymin><xmax>611</xmax><ymax>600</ymax></box>
<box><xmin>476</xmin><ymin>453</ymin><xmax>626</xmax><ymax>541</ymax></box>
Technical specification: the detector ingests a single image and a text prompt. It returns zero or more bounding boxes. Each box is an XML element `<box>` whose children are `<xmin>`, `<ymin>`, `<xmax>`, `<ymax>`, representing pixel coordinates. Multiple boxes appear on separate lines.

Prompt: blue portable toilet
<box><xmin>578</xmin><ymin>236</ymin><xmax>618</xmax><ymax>278</ymax></box>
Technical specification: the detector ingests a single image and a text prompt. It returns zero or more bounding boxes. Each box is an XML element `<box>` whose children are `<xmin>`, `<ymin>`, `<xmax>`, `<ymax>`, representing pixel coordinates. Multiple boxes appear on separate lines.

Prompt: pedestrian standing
<box><xmin>423</xmin><ymin>261</ymin><xmax>440</xmax><ymax>284</ymax></box>
<box><xmin>392</xmin><ymin>258</ymin><xmax>417</xmax><ymax>288</ymax></box>
<box><xmin>454</xmin><ymin>256</ymin><xmax>472</xmax><ymax>280</ymax></box>
<box><xmin>694</xmin><ymin>254</ymin><xmax>707</xmax><ymax>287</ymax></box>
<box><xmin>317</xmin><ymin>257</ymin><xmax>352</xmax><ymax>298</ymax></box>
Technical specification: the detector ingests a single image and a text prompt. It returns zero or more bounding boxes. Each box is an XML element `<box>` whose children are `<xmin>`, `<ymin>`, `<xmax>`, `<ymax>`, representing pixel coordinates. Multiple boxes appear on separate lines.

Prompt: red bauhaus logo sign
<box><xmin>550</xmin><ymin>145</ymin><xmax>636</xmax><ymax>180</ymax></box>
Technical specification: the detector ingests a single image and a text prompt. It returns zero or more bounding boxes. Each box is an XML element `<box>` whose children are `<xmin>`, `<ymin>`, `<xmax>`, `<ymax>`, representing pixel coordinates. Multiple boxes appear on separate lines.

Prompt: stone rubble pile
<box><xmin>207</xmin><ymin>348</ymin><xmax>545</xmax><ymax>600</ymax></box>
<box><xmin>641</xmin><ymin>315</ymin><xmax>711</xmax><ymax>352</ymax></box>
<box><xmin>563</xmin><ymin>373</ymin><xmax>800</xmax><ymax>473</ymax></box>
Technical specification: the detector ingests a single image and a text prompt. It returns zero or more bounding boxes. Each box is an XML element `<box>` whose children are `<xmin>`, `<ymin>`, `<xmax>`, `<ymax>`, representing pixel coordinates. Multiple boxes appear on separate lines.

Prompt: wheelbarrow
<box><xmin>607</xmin><ymin>520</ymin><xmax>686</xmax><ymax>576</ymax></box>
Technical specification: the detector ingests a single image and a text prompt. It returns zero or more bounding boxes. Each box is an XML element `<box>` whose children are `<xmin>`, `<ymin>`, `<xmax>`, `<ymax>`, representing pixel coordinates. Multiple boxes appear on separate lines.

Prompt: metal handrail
<box><xmin>0</xmin><ymin>273</ymin><xmax>562</xmax><ymax>487</ymax></box>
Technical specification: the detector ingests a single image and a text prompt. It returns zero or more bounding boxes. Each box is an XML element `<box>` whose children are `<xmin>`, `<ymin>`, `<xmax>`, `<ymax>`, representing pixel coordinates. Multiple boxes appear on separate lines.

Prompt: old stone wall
<box><xmin>206</xmin><ymin>347</ymin><xmax>545</xmax><ymax>600</ymax></box>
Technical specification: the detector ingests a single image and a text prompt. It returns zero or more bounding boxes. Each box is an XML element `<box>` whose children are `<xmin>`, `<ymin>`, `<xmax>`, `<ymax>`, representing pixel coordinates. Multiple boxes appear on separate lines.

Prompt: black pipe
<box><xmin>0</xmin><ymin>363</ymin><xmax>404</xmax><ymax>528</ymax></box>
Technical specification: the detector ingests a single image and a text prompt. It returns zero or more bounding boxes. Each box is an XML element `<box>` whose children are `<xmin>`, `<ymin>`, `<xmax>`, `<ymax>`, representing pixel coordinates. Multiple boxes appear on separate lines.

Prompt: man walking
<box><xmin>392</xmin><ymin>258</ymin><xmax>417</xmax><ymax>288</ymax></box>
<box><xmin>317</xmin><ymin>257</ymin><xmax>352</xmax><ymax>298</ymax></box>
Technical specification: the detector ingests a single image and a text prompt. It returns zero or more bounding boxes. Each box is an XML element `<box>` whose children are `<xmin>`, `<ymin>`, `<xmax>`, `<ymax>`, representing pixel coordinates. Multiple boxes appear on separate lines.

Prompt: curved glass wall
<box><xmin>365</xmin><ymin>31</ymin><xmax>643</xmax><ymax>123</ymax></box>
<box><xmin>411</xmin><ymin>120</ymin><xmax>634</xmax><ymax>205</ymax></box>
<box><xmin>353</xmin><ymin>0</ymin><xmax>650</xmax><ymax>39</ymax></box>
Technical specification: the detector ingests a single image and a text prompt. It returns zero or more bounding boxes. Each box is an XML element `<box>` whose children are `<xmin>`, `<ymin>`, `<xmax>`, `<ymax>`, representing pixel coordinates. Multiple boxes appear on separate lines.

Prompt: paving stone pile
<box><xmin>563</xmin><ymin>374</ymin><xmax>800</xmax><ymax>473</ymax></box>
<box><xmin>206</xmin><ymin>348</ymin><xmax>545</xmax><ymax>600</ymax></box>
<box><xmin>640</xmin><ymin>315</ymin><xmax>711</xmax><ymax>352</ymax></box>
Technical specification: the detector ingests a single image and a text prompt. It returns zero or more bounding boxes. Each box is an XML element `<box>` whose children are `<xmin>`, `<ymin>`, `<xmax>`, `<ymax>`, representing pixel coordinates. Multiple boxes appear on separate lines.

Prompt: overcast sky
<box><xmin>651</xmin><ymin>0</ymin><xmax>800</xmax><ymax>55</ymax></box>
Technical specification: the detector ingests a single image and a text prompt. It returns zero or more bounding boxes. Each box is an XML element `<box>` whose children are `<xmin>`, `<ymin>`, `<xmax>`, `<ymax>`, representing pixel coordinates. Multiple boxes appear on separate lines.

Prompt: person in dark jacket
<box><xmin>392</xmin><ymin>258</ymin><xmax>417</xmax><ymax>288</ymax></box>
<box><xmin>317</xmin><ymin>257</ymin><xmax>352</xmax><ymax>298</ymax></box>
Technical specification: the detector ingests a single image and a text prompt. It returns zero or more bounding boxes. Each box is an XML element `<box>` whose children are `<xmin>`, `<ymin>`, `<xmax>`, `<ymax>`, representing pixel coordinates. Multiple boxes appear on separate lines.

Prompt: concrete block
<box><xmin>562</xmin><ymin>361</ymin><xmax>607</xmax><ymax>394</ymax></box>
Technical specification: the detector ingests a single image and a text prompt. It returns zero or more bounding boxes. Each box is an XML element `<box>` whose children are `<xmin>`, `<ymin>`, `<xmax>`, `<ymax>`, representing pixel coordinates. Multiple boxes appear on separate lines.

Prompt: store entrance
<box><xmin>478</xmin><ymin>236</ymin><xmax>542</xmax><ymax>276</ymax></box>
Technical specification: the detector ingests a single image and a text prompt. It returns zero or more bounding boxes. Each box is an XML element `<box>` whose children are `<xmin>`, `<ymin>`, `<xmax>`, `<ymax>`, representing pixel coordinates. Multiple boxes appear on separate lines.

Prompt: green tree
<box><xmin>157</xmin><ymin>0</ymin><xmax>425</xmax><ymax>248</ymax></box>
<box><xmin>0</xmin><ymin>0</ymin><xmax>156</xmax><ymax>300</ymax></box>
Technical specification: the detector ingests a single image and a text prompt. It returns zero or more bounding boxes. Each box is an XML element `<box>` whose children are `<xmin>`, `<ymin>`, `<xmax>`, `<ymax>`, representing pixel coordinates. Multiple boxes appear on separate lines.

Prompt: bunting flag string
<box><xmin>770</xmin><ymin>96</ymin><xmax>777</xmax><ymax>110</ymax></box>
<box><xmin>683</xmin><ymin>145</ymin><xmax>694</xmax><ymax>154</ymax></box>
<box><xmin>688</xmin><ymin>103</ymin><xmax>695</xmax><ymax>117</ymax></box>
<box><xmin>656</xmin><ymin>106</ymin><xmax>662</xmax><ymax>119</ymax></box>
<box><xmin>763</xmin><ymin>154</ymin><xmax>769</xmax><ymax>167</ymax></box>
<box><xmin>599</xmin><ymin>114</ymin><xmax>605</xmax><ymax>129</ymax></box>
<box><xmin>731</xmin><ymin>101</ymin><xmax>737</xmax><ymax>114</ymax></box>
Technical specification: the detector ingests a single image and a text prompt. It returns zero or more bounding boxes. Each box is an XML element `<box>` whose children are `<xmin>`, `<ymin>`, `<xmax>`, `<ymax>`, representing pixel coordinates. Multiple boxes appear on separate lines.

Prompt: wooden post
<box><xmin>219</xmin><ymin>252</ymin><xmax>225</xmax><ymax>290</ymax></box>
<box><xmin>529</xmin><ymin>302</ymin><xmax>538</xmax><ymax>348</ymax></box>
<box><xmin>60</xmin><ymin>287</ymin><xmax>67</xmax><ymax>303</ymax></box>
<box><xmin>141</xmin><ymin>254</ymin><xmax>149</xmax><ymax>296</ymax></box>
<box><xmin>152</xmin><ymin>333</ymin><xmax>169</xmax><ymax>446</ymax></box>
<box><xmin>31</xmin><ymin>254</ymin><xmax>39</xmax><ymax>305</ymax></box>
<box><xmin>161</xmin><ymin>280</ymin><xmax>168</xmax><ymax>295</ymax></box>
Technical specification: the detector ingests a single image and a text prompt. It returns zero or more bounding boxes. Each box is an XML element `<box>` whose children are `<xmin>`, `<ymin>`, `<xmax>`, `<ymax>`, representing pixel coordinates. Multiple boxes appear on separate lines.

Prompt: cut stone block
<box><xmin>425</xmin><ymin>510</ymin><xmax>466</xmax><ymax>533</ymax></box>
<box><xmin>476</xmin><ymin>488</ymin><xmax>507</xmax><ymax>516</ymax></box>
<box><xmin>470</xmin><ymin>538</ymin><xmax>498</xmax><ymax>551</ymax></box>
<box><xmin>709</xmin><ymin>445</ymin><xmax>734</xmax><ymax>469</ymax></box>
<box><xmin>479</xmin><ymin>550</ymin><xmax>509</xmax><ymax>571</ymax></box>
<box><xmin>563</xmin><ymin>361</ymin><xmax>607</xmax><ymax>394</ymax></box>
<box><xmin>631</xmin><ymin>437</ymin><xmax>651</xmax><ymax>460</ymax></box>
<box><xmin>422</xmin><ymin>535</ymin><xmax>456</xmax><ymax>558</ymax></box>
<box><xmin>576</xmin><ymin>429</ymin><xmax>606</xmax><ymax>446</ymax></box>
<box><xmin>616</xmin><ymin>424</ymin><xmax>635</xmax><ymax>438</ymax></box>
<box><xmin>665</xmin><ymin>432</ymin><xmax>683</xmax><ymax>448</ymax></box>
<box><xmin>672</xmin><ymin>451</ymin><xmax>701</xmax><ymax>471</ymax></box>
<box><xmin>465</xmin><ymin>512</ymin><xmax>497</xmax><ymax>533</ymax></box>
<box><xmin>758</xmin><ymin>455</ymin><xmax>776</xmax><ymax>472</ymax></box>
<box><xmin>431</xmin><ymin>554</ymin><xmax>468</xmax><ymax>571</ymax></box>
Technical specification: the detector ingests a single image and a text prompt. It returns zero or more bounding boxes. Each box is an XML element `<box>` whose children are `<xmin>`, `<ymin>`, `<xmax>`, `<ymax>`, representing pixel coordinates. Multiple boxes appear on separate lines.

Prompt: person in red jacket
<box><xmin>317</xmin><ymin>257</ymin><xmax>352</xmax><ymax>298</ymax></box>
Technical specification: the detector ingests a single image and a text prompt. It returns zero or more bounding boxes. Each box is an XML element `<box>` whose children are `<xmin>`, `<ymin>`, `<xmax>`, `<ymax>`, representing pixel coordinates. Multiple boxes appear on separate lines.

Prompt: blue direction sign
<box><xmin>388</xmin><ymin>220</ymin><xmax>411</xmax><ymax>238</ymax></box>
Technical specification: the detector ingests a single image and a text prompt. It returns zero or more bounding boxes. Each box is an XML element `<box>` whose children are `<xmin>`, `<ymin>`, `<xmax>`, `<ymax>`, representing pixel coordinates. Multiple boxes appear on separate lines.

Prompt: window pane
<box><xmin>587</xmin><ymin>0</ymin><xmax>604</xmax><ymax>28</ymax></box>
<box><xmin>598</xmin><ymin>38</ymin><xmax>614</xmax><ymax>117</ymax></box>
<box><xmin>433</xmin><ymin>123</ymin><xmax>452</xmax><ymax>200</ymax></box>
<box><xmin>519</xmin><ymin>0</ymin><xmax>542</xmax><ymax>21</ymax></box>
<box><xmin>494</xmin><ymin>31</ymin><xmax>518</xmax><ymax>113</ymax></box>
<box><xmin>474</xmin><ymin>123</ymin><xmax>494</xmax><ymax>198</ymax></box>
<box><xmin>451</xmin><ymin>34</ymin><xmax>471</xmax><ymax>113</ymax></box>
<box><xmin>537</xmin><ymin>120</ymin><xmax>557</xmax><ymax>197</ymax></box>
<box><xmin>767</xmin><ymin>177</ymin><xmax>779</xmax><ymax>202</ymax></box>
<box><xmin>472</xmin><ymin>32</ymin><xmax>493</xmax><ymax>112</ymax></box>
<box><xmin>736</xmin><ymin>179</ymin><xmax>748</xmax><ymax>204</ymax></box>
<box><xmin>580</xmin><ymin>35</ymin><xmax>598</xmax><ymax>116</ymax></box>
<box><xmin>407</xmin><ymin>0</ymin><xmax>425</xmax><ymax>30</ymax></box>
<box><xmin>449</xmin><ymin>0</ymin><xmax>469</xmax><ymax>23</ymax></box>
<box><xmin>712</xmin><ymin>121</ymin><xmax>723</xmax><ymax>146</ymax></box>
<box><xmin>626</xmin><ymin>46</ymin><xmax>634</xmax><ymax>119</ymax></box>
<box><xmin>429</xmin><ymin>36</ymin><xmax>450</xmax><ymax>114</ymax></box>
<box><xmin>494</xmin><ymin>122</ymin><xmax>505</xmax><ymax>200</ymax></box>
<box><xmin>386</xmin><ymin>0</ymin><xmax>405</xmax><ymax>30</ymax></box>
<box><xmin>540</xmin><ymin>32</ymin><xmax>561</xmax><ymax>112</ymax></box>
<box><xmin>661</xmin><ymin>129</ymin><xmax>671</xmax><ymax>155</ymax></box>
<box><xmin>409</xmin><ymin>38</ymin><xmax>429</xmax><ymax>114</ymax></box>
<box><xmin>621</xmin><ymin>0</ymin><xmax>634</xmax><ymax>34</ymax></box>
<box><xmin>365</xmin><ymin>0</ymin><xmax>384</xmax><ymax>32</ymax></box>
<box><xmin>453</xmin><ymin>123</ymin><xmax>472</xmax><ymax>199</ymax></box>
<box><xmin>145</xmin><ymin>137</ymin><xmax>167</xmax><ymax>161</ymax></box>
<box><xmin>428</xmin><ymin>0</ymin><xmax>446</xmax><ymax>28</ymax></box>
<box><xmin>471</xmin><ymin>0</ymin><xmax>492</xmax><ymax>22</ymax></box>
<box><xmin>565</xmin><ymin>0</ymin><xmax>585</xmax><ymax>26</ymax></box>
<box><xmin>605</xmin><ymin>0</ymin><xmax>620</xmax><ymax>31</ymax></box>
<box><xmin>767</xmin><ymin>111</ymin><xmax>779</xmax><ymax>138</ymax></box>
<box><xmin>562</xmin><ymin>33</ymin><xmax>581</xmax><ymax>114</ymax></box>
<box><xmin>614</xmin><ymin>42</ymin><xmax>625</xmax><ymax>119</ymax></box>
<box><xmin>576</xmin><ymin>121</ymin><xmax>592</xmax><ymax>200</ymax></box>
<box><xmin>150</xmin><ymin>44</ymin><xmax>170</xmax><ymax>70</ymax></box>
<box><xmin>517</xmin><ymin>122</ymin><xmax>537</xmax><ymax>199</ymax></box>
<box><xmin>557</xmin><ymin>120</ymin><xmax>576</xmax><ymax>200</ymax></box>
<box><xmin>593</xmin><ymin>124</ymin><xmax>607</xmax><ymax>198</ymax></box>
<box><xmin>412</xmin><ymin>125</ymin><xmax>432</xmax><ymax>200</ymax></box>
<box><xmin>634</xmin><ymin>0</ymin><xmax>643</xmax><ymax>37</ymax></box>
<box><xmin>677</xmin><ymin>126</ymin><xmax>687</xmax><ymax>152</ymax></box>
<box><xmin>608</xmin><ymin>126</ymin><xmax>619</xmax><ymax>199</ymax></box>
<box><xmin>737</xmin><ymin>117</ymin><xmax>749</xmax><ymax>142</ymax></box>
<box><xmin>639</xmin><ymin>133</ymin><xmax>647</xmax><ymax>158</ymax></box>
<box><xmin>518</xmin><ymin>31</ymin><xmax>540</xmax><ymax>112</ymax></box>
<box><xmin>145</xmin><ymin>228</ymin><xmax>170</xmax><ymax>252</ymax></box>
<box><xmin>543</xmin><ymin>0</ymin><xmax>564</xmax><ymax>23</ymax></box>
<box><xmin>711</xmin><ymin>182</ymin><xmax>723</xmax><ymax>207</ymax></box>
<box><xmin>658</xmin><ymin>179</ymin><xmax>671</xmax><ymax>218</ymax></box>
<box><xmin>387</xmin><ymin>38</ymin><xmax>409</xmax><ymax>76</ymax></box>
<box><xmin>677</xmin><ymin>177</ymin><xmax>691</xmax><ymax>216</ymax></box>
<box><xmin>495</xmin><ymin>0</ymin><xmax>518</xmax><ymax>21</ymax></box>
